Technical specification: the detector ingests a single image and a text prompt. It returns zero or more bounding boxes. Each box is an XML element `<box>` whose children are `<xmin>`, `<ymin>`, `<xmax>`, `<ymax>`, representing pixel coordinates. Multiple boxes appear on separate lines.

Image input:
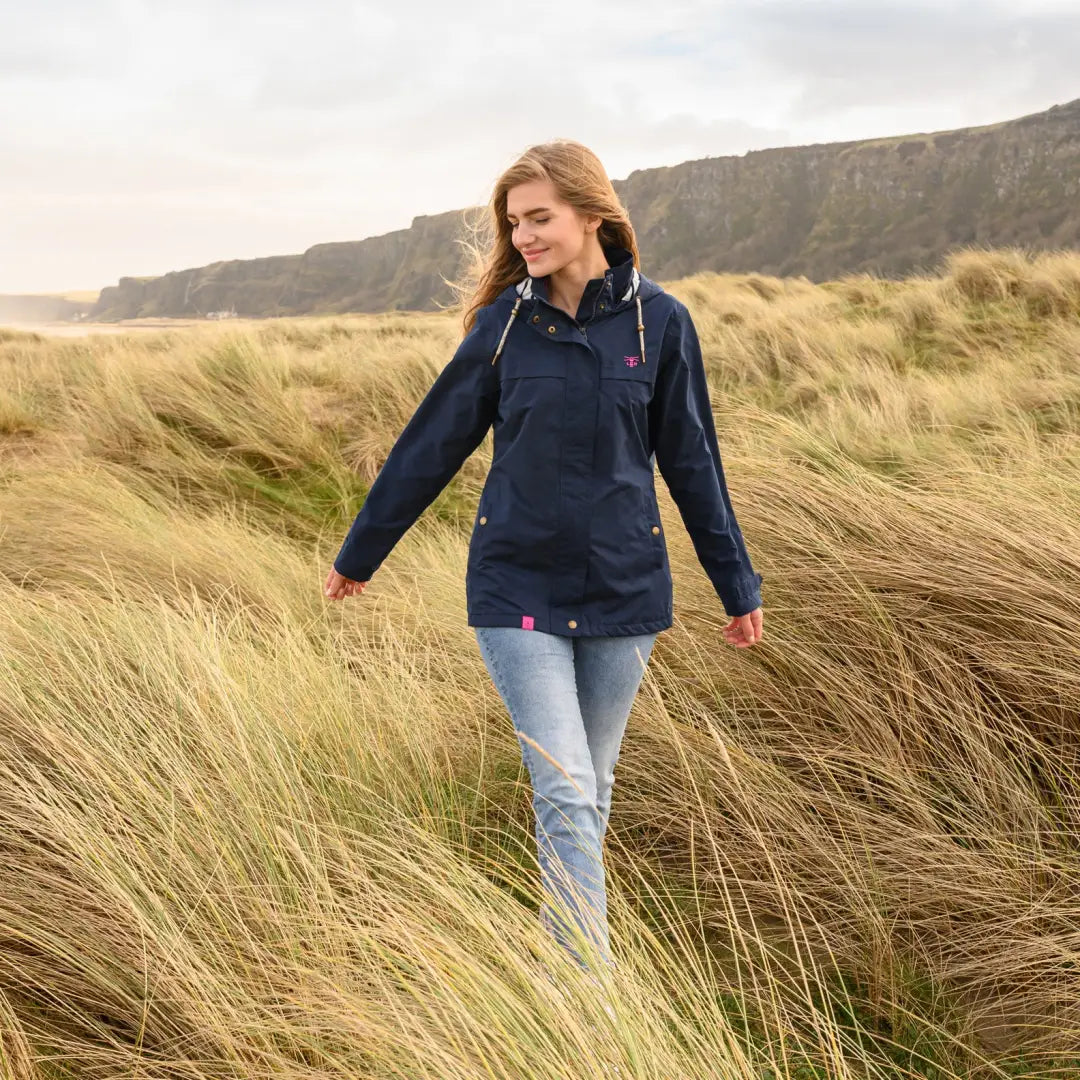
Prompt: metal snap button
<box><xmin>599</xmin><ymin>303</ymin><xmax>605</xmax><ymax>310</ymax></box>
<box><xmin>567</xmin><ymin>619</ymin><xmax>577</xmax><ymax>629</ymax></box>
<box><xmin>531</xmin><ymin>314</ymin><xmax>540</xmax><ymax>323</ymax></box>
<box><xmin>547</xmin><ymin>325</ymin><xmax>556</xmax><ymax>333</ymax></box>
<box><xmin>651</xmin><ymin>525</ymin><xmax>660</xmax><ymax>534</ymax></box>
<box><xmin>479</xmin><ymin>516</ymin><xmax>487</xmax><ymax>525</ymax></box>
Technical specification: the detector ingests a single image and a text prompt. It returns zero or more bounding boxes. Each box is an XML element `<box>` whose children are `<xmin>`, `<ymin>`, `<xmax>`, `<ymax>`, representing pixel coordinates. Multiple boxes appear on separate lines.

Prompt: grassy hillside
<box><xmin>1</xmin><ymin>246</ymin><xmax>1079</xmax><ymax>1078</ymax></box>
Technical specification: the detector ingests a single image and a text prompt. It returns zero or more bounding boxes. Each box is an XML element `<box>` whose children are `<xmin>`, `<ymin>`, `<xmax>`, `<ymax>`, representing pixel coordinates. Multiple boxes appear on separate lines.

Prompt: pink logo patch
<box><xmin>624</xmin><ymin>355</ymin><xmax>640</xmax><ymax>367</ymax></box>
<box><xmin>521</xmin><ymin>615</ymin><xmax>534</xmax><ymax>630</ymax></box>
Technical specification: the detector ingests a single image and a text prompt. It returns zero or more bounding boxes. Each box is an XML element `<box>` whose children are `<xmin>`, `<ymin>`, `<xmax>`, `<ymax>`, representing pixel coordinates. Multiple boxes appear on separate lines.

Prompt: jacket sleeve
<box><xmin>648</xmin><ymin>301</ymin><xmax>763</xmax><ymax>618</ymax></box>
<box><xmin>333</xmin><ymin>306</ymin><xmax>500</xmax><ymax>583</ymax></box>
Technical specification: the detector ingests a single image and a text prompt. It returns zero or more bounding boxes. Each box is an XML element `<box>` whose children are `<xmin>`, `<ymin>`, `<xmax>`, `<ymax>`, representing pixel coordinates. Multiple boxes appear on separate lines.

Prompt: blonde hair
<box><xmin>446</xmin><ymin>139</ymin><xmax>641</xmax><ymax>337</ymax></box>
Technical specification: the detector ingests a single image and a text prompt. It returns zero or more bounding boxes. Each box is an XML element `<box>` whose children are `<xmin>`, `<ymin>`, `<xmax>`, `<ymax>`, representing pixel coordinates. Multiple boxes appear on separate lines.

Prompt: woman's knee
<box><xmin>519</xmin><ymin>735</ymin><xmax>598</xmax><ymax>809</ymax></box>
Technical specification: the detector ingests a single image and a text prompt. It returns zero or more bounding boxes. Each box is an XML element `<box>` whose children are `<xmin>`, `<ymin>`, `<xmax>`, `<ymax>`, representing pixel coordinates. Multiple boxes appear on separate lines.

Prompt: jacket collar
<box><xmin>516</xmin><ymin>243</ymin><xmax>639</xmax><ymax>323</ymax></box>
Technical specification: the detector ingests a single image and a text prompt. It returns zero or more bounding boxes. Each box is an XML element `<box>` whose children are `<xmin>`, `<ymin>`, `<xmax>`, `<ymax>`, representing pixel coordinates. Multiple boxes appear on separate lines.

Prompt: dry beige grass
<box><xmin>1</xmin><ymin>245</ymin><xmax>1079</xmax><ymax>1078</ymax></box>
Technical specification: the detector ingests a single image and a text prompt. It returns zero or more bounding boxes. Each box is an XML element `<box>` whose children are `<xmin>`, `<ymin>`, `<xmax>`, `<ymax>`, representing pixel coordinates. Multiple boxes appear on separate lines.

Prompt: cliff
<box><xmin>87</xmin><ymin>97</ymin><xmax>1080</xmax><ymax>321</ymax></box>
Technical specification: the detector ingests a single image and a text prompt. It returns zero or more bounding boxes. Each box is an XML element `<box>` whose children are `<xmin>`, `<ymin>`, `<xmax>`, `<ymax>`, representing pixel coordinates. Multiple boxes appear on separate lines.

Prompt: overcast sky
<box><xmin>2</xmin><ymin>0</ymin><xmax>1077</xmax><ymax>294</ymax></box>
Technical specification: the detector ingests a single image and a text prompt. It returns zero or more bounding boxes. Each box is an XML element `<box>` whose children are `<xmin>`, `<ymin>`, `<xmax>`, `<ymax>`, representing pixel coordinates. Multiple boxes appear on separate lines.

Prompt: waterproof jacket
<box><xmin>333</xmin><ymin>242</ymin><xmax>764</xmax><ymax>636</ymax></box>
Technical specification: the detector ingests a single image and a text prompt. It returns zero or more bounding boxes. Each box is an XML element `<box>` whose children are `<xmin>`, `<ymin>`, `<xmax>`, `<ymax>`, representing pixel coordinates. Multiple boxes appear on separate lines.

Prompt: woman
<box><xmin>324</xmin><ymin>139</ymin><xmax>765</xmax><ymax>977</ymax></box>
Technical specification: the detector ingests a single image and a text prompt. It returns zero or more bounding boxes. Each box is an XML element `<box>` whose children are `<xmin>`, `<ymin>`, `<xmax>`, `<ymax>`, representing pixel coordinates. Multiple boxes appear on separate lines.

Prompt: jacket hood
<box><xmin>496</xmin><ymin>242</ymin><xmax>659</xmax><ymax>311</ymax></box>
<box><xmin>492</xmin><ymin>242</ymin><xmax>662</xmax><ymax>368</ymax></box>
<box><xmin>511</xmin><ymin>241</ymin><xmax>635</xmax><ymax>302</ymax></box>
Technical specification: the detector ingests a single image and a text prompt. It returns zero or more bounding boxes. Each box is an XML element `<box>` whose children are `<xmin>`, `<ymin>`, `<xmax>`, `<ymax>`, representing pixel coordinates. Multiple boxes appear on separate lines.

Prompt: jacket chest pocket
<box><xmin>498</xmin><ymin>342</ymin><xmax>569</xmax><ymax>382</ymax></box>
<box><xmin>599</xmin><ymin>352</ymin><xmax>655</xmax><ymax>406</ymax></box>
<box><xmin>595</xmin><ymin>311</ymin><xmax>657</xmax><ymax>389</ymax></box>
<box><xmin>497</xmin><ymin>342</ymin><xmax>569</xmax><ymax>419</ymax></box>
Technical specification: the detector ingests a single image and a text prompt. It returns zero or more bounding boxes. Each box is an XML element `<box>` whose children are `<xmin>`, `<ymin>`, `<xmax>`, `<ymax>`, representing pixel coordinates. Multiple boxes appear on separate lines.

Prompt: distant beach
<box><xmin>0</xmin><ymin>318</ymin><xmax>255</xmax><ymax>338</ymax></box>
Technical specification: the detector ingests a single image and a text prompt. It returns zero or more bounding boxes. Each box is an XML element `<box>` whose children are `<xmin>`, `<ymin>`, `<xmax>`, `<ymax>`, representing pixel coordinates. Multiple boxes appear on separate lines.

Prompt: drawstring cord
<box><xmin>491</xmin><ymin>268</ymin><xmax>643</xmax><ymax>366</ymax></box>
<box><xmin>635</xmin><ymin>294</ymin><xmax>646</xmax><ymax>365</ymax></box>
<box><xmin>491</xmin><ymin>296</ymin><xmax>521</xmax><ymax>365</ymax></box>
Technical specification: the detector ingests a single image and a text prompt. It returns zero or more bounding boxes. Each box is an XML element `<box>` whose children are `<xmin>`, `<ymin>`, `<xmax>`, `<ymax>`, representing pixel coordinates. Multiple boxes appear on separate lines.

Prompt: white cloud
<box><xmin>1</xmin><ymin>0</ymin><xmax>1077</xmax><ymax>292</ymax></box>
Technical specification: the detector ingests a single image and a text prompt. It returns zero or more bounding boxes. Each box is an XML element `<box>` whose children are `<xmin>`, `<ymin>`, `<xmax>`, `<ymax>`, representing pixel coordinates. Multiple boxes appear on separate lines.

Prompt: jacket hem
<box><xmin>468</xmin><ymin>610</ymin><xmax>672</xmax><ymax>637</ymax></box>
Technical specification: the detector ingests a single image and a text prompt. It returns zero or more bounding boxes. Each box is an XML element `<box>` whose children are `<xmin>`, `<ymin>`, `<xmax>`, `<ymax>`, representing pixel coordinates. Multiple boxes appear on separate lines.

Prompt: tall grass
<box><xmin>1</xmin><ymin>246</ymin><xmax>1078</xmax><ymax>1078</ymax></box>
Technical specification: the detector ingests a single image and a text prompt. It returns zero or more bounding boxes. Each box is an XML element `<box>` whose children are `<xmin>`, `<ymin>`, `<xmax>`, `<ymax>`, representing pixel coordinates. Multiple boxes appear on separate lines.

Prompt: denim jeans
<box><xmin>474</xmin><ymin>626</ymin><xmax>659</xmax><ymax>974</ymax></box>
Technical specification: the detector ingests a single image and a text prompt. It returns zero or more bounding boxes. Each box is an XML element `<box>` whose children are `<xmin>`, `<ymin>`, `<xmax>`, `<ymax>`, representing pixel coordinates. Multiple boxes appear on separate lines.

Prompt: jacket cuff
<box><xmin>717</xmin><ymin>571</ymin><xmax>763</xmax><ymax>618</ymax></box>
<box><xmin>333</xmin><ymin>548</ymin><xmax>378</xmax><ymax>584</ymax></box>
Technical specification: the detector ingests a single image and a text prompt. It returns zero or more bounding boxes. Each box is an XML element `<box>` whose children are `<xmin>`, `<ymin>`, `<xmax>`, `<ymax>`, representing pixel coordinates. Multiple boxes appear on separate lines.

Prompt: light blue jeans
<box><xmin>474</xmin><ymin>626</ymin><xmax>659</xmax><ymax>974</ymax></box>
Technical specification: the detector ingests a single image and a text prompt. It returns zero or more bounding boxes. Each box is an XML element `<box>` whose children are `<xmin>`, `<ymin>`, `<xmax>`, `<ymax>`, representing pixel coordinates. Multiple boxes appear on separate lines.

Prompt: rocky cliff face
<box><xmin>87</xmin><ymin>97</ymin><xmax>1080</xmax><ymax>321</ymax></box>
<box><xmin>627</xmin><ymin>98</ymin><xmax>1080</xmax><ymax>282</ymax></box>
<box><xmin>88</xmin><ymin>209</ymin><xmax>466</xmax><ymax>321</ymax></box>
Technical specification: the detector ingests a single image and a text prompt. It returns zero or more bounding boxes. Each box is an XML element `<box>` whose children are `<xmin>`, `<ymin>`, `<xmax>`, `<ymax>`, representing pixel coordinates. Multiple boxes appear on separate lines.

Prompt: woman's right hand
<box><xmin>722</xmin><ymin>607</ymin><xmax>763</xmax><ymax>647</ymax></box>
<box><xmin>324</xmin><ymin>567</ymin><xmax>368</xmax><ymax>601</ymax></box>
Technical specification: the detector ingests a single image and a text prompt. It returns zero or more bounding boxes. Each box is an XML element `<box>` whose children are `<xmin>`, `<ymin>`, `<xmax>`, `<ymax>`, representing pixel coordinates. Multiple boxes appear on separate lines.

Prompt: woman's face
<box><xmin>505</xmin><ymin>178</ymin><xmax>598</xmax><ymax>276</ymax></box>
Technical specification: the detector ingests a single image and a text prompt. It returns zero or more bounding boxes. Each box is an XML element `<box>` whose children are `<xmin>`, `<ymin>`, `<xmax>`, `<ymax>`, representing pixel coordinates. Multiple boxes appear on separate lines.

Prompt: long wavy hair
<box><xmin>445</xmin><ymin>139</ymin><xmax>641</xmax><ymax>338</ymax></box>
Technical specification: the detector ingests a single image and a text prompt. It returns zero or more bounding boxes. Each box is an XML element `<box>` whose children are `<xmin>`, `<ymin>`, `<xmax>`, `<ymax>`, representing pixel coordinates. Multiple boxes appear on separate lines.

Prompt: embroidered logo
<box><xmin>521</xmin><ymin>615</ymin><xmax>534</xmax><ymax>630</ymax></box>
<box><xmin>624</xmin><ymin>355</ymin><xmax>640</xmax><ymax>367</ymax></box>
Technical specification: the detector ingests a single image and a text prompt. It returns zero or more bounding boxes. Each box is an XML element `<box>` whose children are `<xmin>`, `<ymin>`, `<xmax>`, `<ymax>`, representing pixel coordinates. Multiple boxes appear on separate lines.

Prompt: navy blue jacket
<box><xmin>333</xmin><ymin>243</ymin><xmax>763</xmax><ymax>636</ymax></box>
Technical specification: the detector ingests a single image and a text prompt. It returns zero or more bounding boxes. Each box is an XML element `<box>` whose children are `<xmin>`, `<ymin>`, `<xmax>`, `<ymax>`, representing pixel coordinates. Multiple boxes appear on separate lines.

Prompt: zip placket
<box><xmin>540</xmin><ymin>267</ymin><xmax>614</xmax><ymax>342</ymax></box>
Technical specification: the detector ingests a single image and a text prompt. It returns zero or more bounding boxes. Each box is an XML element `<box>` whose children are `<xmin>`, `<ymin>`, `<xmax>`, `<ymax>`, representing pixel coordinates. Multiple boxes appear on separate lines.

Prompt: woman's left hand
<box><xmin>723</xmin><ymin>608</ymin><xmax>763</xmax><ymax>648</ymax></box>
